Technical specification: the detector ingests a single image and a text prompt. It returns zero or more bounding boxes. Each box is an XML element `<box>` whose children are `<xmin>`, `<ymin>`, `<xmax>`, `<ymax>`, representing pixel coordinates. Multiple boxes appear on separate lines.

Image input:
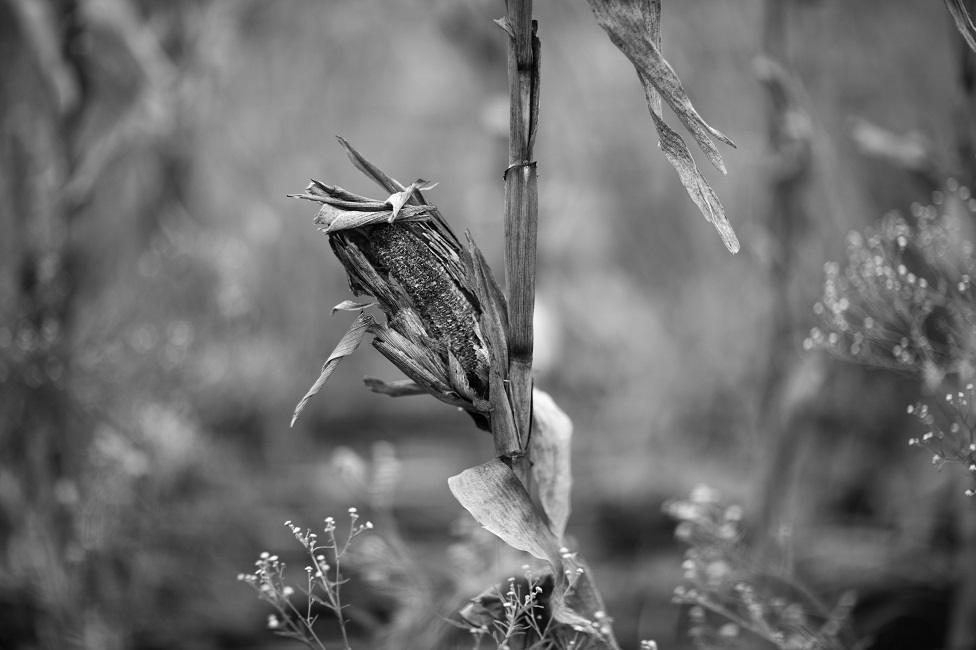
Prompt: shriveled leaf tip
<box><xmin>332</xmin><ymin>299</ymin><xmax>376</xmax><ymax>314</ymax></box>
<box><xmin>291</xmin><ymin>311</ymin><xmax>374</xmax><ymax>427</ymax></box>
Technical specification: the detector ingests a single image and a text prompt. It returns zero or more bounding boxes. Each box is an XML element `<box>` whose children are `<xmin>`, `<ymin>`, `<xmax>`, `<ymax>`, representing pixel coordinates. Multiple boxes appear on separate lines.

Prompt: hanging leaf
<box><xmin>585</xmin><ymin>0</ymin><xmax>740</xmax><ymax>253</ymax></box>
<box><xmin>291</xmin><ymin>311</ymin><xmax>374</xmax><ymax>427</ymax></box>
<box><xmin>528</xmin><ymin>390</ymin><xmax>573</xmax><ymax>540</ymax></box>
<box><xmin>644</xmin><ymin>78</ymin><xmax>740</xmax><ymax>254</ymax></box>
<box><xmin>447</xmin><ymin>459</ymin><xmax>562</xmax><ymax>566</ymax></box>
<box><xmin>945</xmin><ymin>0</ymin><xmax>976</xmax><ymax>53</ymax></box>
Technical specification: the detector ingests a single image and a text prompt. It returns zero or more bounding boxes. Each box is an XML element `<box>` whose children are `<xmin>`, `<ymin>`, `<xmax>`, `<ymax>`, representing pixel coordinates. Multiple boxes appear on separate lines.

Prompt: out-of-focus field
<box><xmin>1</xmin><ymin>0</ymin><xmax>970</xmax><ymax>648</ymax></box>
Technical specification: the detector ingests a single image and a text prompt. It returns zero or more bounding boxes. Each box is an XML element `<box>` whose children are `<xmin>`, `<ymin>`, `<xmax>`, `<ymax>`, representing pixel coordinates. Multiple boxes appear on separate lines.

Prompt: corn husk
<box><xmin>291</xmin><ymin>140</ymin><xmax>510</xmax><ymax>434</ymax></box>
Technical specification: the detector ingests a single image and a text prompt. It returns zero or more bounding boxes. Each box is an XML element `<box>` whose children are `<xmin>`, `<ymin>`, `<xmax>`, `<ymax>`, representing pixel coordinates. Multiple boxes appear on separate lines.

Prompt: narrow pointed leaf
<box><xmin>946</xmin><ymin>0</ymin><xmax>976</xmax><ymax>53</ymax></box>
<box><xmin>466</xmin><ymin>233</ymin><xmax>509</xmax><ymax>371</ymax></box>
<box><xmin>336</xmin><ymin>135</ymin><xmax>405</xmax><ymax>196</ymax></box>
<box><xmin>448</xmin><ymin>459</ymin><xmax>562</xmax><ymax>566</ymax></box>
<box><xmin>585</xmin><ymin>0</ymin><xmax>739</xmax><ymax>253</ymax></box>
<box><xmin>587</xmin><ymin>0</ymin><xmax>734</xmax><ymax>166</ymax></box>
<box><xmin>292</xmin><ymin>311</ymin><xmax>374</xmax><ymax>426</ymax></box>
<box><xmin>645</xmin><ymin>84</ymin><xmax>740</xmax><ymax>254</ymax></box>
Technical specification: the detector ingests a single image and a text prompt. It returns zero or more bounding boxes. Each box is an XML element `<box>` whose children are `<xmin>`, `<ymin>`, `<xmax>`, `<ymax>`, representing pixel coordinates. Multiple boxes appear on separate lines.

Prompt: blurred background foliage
<box><xmin>1</xmin><ymin>0</ymin><xmax>974</xmax><ymax>648</ymax></box>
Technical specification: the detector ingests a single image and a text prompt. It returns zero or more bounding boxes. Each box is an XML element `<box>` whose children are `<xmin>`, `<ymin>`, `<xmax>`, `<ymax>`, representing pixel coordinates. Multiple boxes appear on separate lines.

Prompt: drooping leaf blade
<box><xmin>587</xmin><ymin>0</ymin><xmax>734</xmax><ymax>168</ymax></box>
<box><xmin>585</xmin><ymin>0</ymin><xmax>740</xmax><ymax>254</ymax></box>
<box><xmin>644</xmin><ymin>77</ymin><xmax>740</xmax><ymax>254</ymax></box>
<box><xmin>945</xmin><ymin>0</ymin><xmax>976</xmax><ymax>53</ymax></box>
<box><xmin>448</xmin><ymin>459</ymin><xmax>562</xmax><ymax>566</ymax></box>
<box><xmin>291</xmin><ymin>311</ymin><xmax>374</xmax><ymax>427</ymax></box>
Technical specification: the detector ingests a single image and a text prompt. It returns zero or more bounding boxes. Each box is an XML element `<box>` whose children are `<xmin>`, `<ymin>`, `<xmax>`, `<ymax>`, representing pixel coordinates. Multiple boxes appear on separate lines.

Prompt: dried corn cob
<box><xmin>292</xmin><ymin>140</ymin><xmax>518</xmax><ymax>451</ymax></box>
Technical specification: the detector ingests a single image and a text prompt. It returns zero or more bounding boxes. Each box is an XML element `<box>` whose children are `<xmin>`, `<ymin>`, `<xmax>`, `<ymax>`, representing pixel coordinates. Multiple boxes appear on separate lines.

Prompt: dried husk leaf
<box><xmin>369</xmin><ymin>324</ymin><xmax>454</xmax><ymax>396</ymax></box>
<box><xmin>320</xmin><ymin>205</ymin><xmax>431</xmax><ymax>232</ymax></box>
<box><xmin>466</xmin><ymin>233</ymin><xmax>510</xmax><ymax>372</ymax></box>
<box><xmin>337</xmin><ymin>135</ymin><xmax>409</xmax><ymax>196</ymax></box>
<box><xmin>292</xmin><ymin>311</ymin><xmax>374</xmax><ymax>426</ymax></box>
<box><xmin>292</xmin><ymin>140</ymin><xmax>500</xmax><ymax>429</ymax></box>
<box><xmin>386</xmin><ymin>179</ymin><xmax>439</xmax><ymax>222</ymax></box>
<box><xmin>332</xmin><ymin>299</ymin><xmax>376</xmax><ymax>313</ymax></box>
<box><xmin>362</xmin><ymin>377</ymin><xmax>426</xmax><ymax>397</ymax></box>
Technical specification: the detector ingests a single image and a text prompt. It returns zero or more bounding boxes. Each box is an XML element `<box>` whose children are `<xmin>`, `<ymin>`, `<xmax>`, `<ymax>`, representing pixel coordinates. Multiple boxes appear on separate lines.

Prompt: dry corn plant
<box><xmin>246</xmin><ymin>1</ymin><xmax>741</xmax><ymax>647</ymax></box>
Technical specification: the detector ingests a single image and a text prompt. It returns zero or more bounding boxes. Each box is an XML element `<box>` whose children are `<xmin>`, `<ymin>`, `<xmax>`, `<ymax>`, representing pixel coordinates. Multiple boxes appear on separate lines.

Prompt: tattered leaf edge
<box><xmin>291</xmin><ymin>310</ymin><xmax>375</xmax><ymax>427</ymax></box>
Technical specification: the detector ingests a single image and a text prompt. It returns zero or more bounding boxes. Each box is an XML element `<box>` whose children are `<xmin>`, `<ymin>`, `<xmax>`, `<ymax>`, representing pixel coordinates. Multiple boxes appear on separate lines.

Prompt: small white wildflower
<box><xmin>267</xmin><ymin>614</ymin><xmax>280</xmax><ymax>629</ymax></box>
<box><xmin>364</xmin><ymin>521</ymin><xmax>373</xmax><ymax>529</ymax></box>
<box><xmin>259</xmin><ymin>551</ymin><xmax>270</xmax><ymax>560</ymax></box>
<box><xmin>718</xmin><ymin>623</ymin><xmax>740</xmax><ymax>638</ymax></box>
<box><xmin>675</xmin><ymin>522</ymin><xmax>693</xmax><ymax>541</ymax></box>
<box><xmin>282</xmin><ymin>586</ymin><xmax>294</xmax><ymax>597</ymax></box>
<box><xmin>690</xmin><ymin>484</ymin><xmax>718</xmax><ymax>504</ymax></box>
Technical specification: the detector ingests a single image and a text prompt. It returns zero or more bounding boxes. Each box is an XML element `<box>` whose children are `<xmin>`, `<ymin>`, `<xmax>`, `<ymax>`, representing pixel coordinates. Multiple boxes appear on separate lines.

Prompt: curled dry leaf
<box><xmin>586</xmin><ymin>0</ymin><xmax>740</xmax><ymax>253</ymax></box>
<box><xmin>386</xmin><ymin>179</ymin><xmax>439</xmax><ymax>222</ymax></box>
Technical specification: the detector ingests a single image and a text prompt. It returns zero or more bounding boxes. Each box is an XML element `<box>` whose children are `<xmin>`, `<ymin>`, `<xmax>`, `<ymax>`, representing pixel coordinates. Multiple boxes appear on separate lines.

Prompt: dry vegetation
<box><xmin>3</xmin><ymin>1</ymin><xmax>976</xmax><ymax>649</ymax></box>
